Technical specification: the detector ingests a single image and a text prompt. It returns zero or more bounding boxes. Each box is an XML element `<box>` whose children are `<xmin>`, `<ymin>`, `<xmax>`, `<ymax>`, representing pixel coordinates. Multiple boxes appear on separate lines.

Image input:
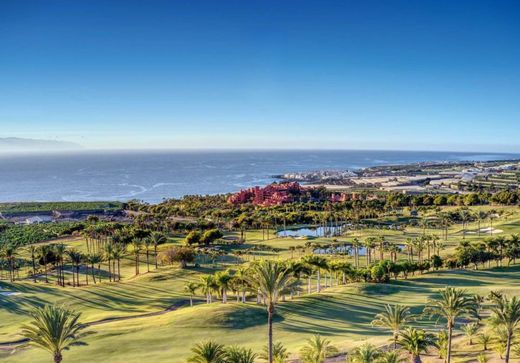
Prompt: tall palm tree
<box><xmin>299</xmin><ymin>334</ymin><xmax>338</xmax><ymax>363</ymax></box>
<box><xmin>21</xmin><ymin>305</ymin><xmax>88</xmax><ymax>363</ymax></box>
<box><xmin>215</xmin><ymin>270</ymin><xmax>232</xmax><ymax>303</ymax></box>
<box><xmin>85</xmin><ymin>253</ymin><xmax>103</xmax><ymax>284</ymax></box>
<box><xmin>397</xmin><ymin>327</ymin><xmax>435</xmax><ymax>363</ymax></box>
<box><xmin>423</xmin><ymin>287</ymin><xmax>477</xmax><ymax>363</ymax></box>
<box><xmin>131</xmin><ymin>239</ymin><xmax>143</xmax><ymax>275</ymax></box>
<box><xmin>246</xmin><ymin>260</ymin><xmax>293</xmax><ymax>363</ymax></box>
<box><xmin>184</xmin><ymin>281</ymin><xmax>199</xmax><ymax>307</ymax></box>
<box><xmin>28</xmin><ymin>245</ymin><xmax>38</xmax><ymax>283</ymax></box>
<box><xmin>149</xmin><ymin>231</ymin><xmax>166</xmax><ymax>269</ymax></box>
<box><xmin>225</xmin><ymin>346</ymin><xmax>257</xmax><ymax>363</ymax></box>
<box><xmin>349</xmin><ymin>343</ymin><xmax>380</xmax><ymax>363</ymax></box>
<box><xmin>489</xmin><ymin>295</ymin><xmax>520</xmax><ymax>363</ymax></box>
<box><xmin>1</xmin><ymin>243</ymin><xmax>18</xmax><ymax>282</ymax></box>
<box><xmin>67</xmin><ymin>250</ymin><xmax>83</xmax><ymax>287</ymax></box>
<box><xmin>302</xmin><ymin>255</ymin><xmax>328</xmax><ymax>292</ymax></box>
<box><xmin>372</xmin><ymin>304</ymin><xmax>412</xmax><ymax>349</ymax></box>
<box><xmin>199</xmin><ymin>274</ymin><xmax>217</xmax><ymax>303</ymax></box>
<box><xmin>53</xmin><ymin>244</ymin><xmax>66</xmax><ymax>287</ymax></box>
<box><xmin>38</xmin><ymin>244</ymin><xmax>51</xmax><ymax>283</ymax></box>
<box><xmin>188</xmin><ymin>340</ymin><xmax>227</xmax><ymax>363</ymax></box>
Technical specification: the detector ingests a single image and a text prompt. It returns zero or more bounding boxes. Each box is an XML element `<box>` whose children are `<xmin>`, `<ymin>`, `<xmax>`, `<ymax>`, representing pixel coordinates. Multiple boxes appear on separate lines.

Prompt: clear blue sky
<box><xmin>1</xmin><ymin>0</ymin><xmax>519</xmax><ymax>151</ymax></box>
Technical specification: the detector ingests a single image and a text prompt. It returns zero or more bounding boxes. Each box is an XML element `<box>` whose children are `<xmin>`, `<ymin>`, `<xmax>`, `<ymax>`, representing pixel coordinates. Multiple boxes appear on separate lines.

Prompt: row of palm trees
<box><xmin>0</xmin><ymin>231</ymin><xmax>168</xmax><ymax>285</ymax></box>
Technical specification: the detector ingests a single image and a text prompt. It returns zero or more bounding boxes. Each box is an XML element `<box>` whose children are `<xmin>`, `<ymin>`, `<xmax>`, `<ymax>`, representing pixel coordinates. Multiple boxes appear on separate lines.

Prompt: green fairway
<box><xmin>3</xmin><ymin>265</ymin><xmax>520</xmax><ymax>362</ymax></box>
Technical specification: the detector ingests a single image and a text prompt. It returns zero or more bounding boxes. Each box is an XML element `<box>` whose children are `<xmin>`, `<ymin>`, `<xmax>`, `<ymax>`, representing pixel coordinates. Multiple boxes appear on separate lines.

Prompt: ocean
<box><xmin>0</xmin><ymin>150</ymin><xmax>517</xmax><ymax>203</ymax></box>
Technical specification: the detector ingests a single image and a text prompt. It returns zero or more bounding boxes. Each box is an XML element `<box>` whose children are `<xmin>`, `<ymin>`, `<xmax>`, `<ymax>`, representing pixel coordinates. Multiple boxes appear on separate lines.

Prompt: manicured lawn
<box><xmin>4</xmin><ymin>265</ymin><xmax>520</xmax><ymax>362</ymax></box>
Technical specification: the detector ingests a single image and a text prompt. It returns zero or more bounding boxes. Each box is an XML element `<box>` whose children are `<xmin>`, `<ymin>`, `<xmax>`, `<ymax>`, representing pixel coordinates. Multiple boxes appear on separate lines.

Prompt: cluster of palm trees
<box><xmin>183</xmin><ymin>286</ymin><xmax>520</xmax><ymax>363</ymax></box>
<box><xmin>0</xmin><ymin>230</ymin><xmax>169</xmax><ymax>286</ymax></box>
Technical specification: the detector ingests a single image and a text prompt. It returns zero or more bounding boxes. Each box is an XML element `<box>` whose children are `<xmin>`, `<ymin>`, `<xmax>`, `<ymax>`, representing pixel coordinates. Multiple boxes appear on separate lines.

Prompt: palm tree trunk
<box><xmin>154</xmin><ymin>245</ymin><xmax>158</xmax><ymax>269</ymax></box>
<box><xmin>54</xmin><ymin>352</ymin><xmax>63</xmax><ymax>363</ymax></box>
<box><xmin>505</xmin><ymin>332</ymin><xmax>512</xmax><ymax>363</ymax></box>
<box><xmin>268</xmin><ymin>303</ymin><xmax>274</xmax><ymax>363</ymax></box>
<box><xmin>447</xmin><ymin>324</ymin><xmax>453</xmax><ymax>363</ymax></box>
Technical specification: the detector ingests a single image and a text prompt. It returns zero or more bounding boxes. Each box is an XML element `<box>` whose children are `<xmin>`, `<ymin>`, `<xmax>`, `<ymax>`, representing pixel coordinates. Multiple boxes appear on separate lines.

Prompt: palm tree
<box><xmin>28</xmin><ymin>245</ymin><xmax>38</xmax><ymax>282</ymax></box>
<box><xmin>104</xmin><ymin>243</ymin><xmax>114</xmax><ymax>281</ymax></box>
<box><xmin>372</xmin><ymin>304</ymin><xmax>411</xmax><ymax>349</ymax></box>
<box><xmin>349</xmin><ymin>342</ymin><xmax>380</xmax><ymax>363</ymax></box>
<box><xmin>200</xmin><ymin>274</ymin><xmax>217</xmax><ymax>303</ymax></box>
<box><xmin>397</xmin><ymin>327</ymin><xmax>435</xmax><ymax>363</ymax></box>
<box><xmin>302</xmin><ymin>255</ymin><xmax>328</xmax><ymax>293</ymax></box>
<box><xmin>377</xmin><ymin>351</ymin><xmax>406</xmax><ymax>363</ymax></box>
<box><xmin>85</xmin><ymin>253</ymin><xmax>103</xmax><ymax>284</ymax></box>
<box><xmin>184</xmin><ymin>281</ymin><xmax>199</xmax><ymax>307</ymax></box>
<box><xmin>149</xmin><ymin>231</ymin><xmax>166</xmax><ymax>269</ymax></box>
<box><xmin>477</xmin><ymin>333</ymin><xmax>491</xmax><ymax>351</ymax></box>
<box><xmin>21</xmin><ymin>305</ymin><xmax>88</xmax><ymax>363</ymax></box>
<box><xmin>461</xmin><ymin>322</ymin><xmax>479</xmax><ymax>345</ymax></box>
<box><xmin>1</xmin><ymin>243</ymin><xmax>18</xmax><ymax>282</ymax></box>
<box><xmin>225</xmin><ymin>346</ymin><xmax>257</xmax><ymax>363</ymax></box>
<box><xmin>111</xmin><ymin>243</ymin><xmax>126</xmax><ymax>281</ymax></box>
<box><xmin>37</xmin><ymin>245</ymin><xmax>51</xmax><ymax>283</ymax></box>
<box><xmin>67</xmin><ymin>250</ymin><xmax>83</xmax><ymax>287</ymax></box>
<box><xmin>423</xmin><ymin>287</ymin><xmax>477</xmax><ymax>363</ymax></box>
<box><xmin>489</xmin><ymin>295</ymin><xmax>520</xmax><ymax>363</ymax></box>
<box><xmin>215</xmin><ymin>270</ymin><xmax>232</xmax><ymax>303</ymax></box>
<box><xmin>299</xmin><ymin>334</ymin><xmax>338</xmax><ymax>363</ymax></box>
<box><xmin>259</xmin><ymin>342</ymin><xmax>289</xmax><ymax>363</ymax></box>
<box><xmin>144</xmin><ymin>237</ymin><xmax>152</xmax><ymax>272</ymax></box>
<box><xmin>246</xmin><ymin>260</ymin><xmax>293</xmax><ymax>363</ymax></box>
<box><xmin>188</xmin><ymin>340</ymin><xmax>227</xmax><ymax>363</ymax></box>
<box><xmin>53</xmin><ymin>243</ymin><xmax>66</xmax><ymax>287</ymax></box>
<box><xmin>131</xmin><ymin>239</ymin><xmax>143</xmax><ymax>275</ymax></box>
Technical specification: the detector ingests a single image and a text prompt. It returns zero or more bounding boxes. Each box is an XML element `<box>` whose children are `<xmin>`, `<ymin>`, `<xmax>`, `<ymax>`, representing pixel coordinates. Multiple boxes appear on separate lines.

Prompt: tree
<box><xmin>184</xmin><ymin>282</ymin><xmax>199</xmax><ymax>307</ymax></box>
<box><xmin>184</xmin><ymin>230</ymin><xmax>202</xmax><ymax>246</ymax></box>
<box><xmin>477</xmin><ymin>333</ymin><xmax>491</xmax><ymax>351</ymax></box>
<box><xmin>131</xmin><ymin>239</ymin><xmax>143</xmax><ymax>275</ymax></box>
<box><xmin>461</xmin><ymin>323</ymin><xmax>479</xmax><ymax>345</ymax></box>
<box><xmin>200</xmin><ymin>274</ymin><xmax>217</xmax><ymax>303</ymax></box>
<box><xmin>215</xmin><ymin>270</ymin><xmax>232</xmax><ymax>303</ymax></box>
<box><xmin>299</xmin><ymin>334</ymin><xmax>338</xmax><ymax>363</ymax></box>
<box><xmin>372</xmin><ymin>304</ymin><xmax>412</xmax><ymax>349</ymax></box>
<box><xmin>67</xmin><ymin>250</ymin><xmax>83</xmax><ymax>287</ymax></box>
<box><xmin>489</xmin><ymin>295</ymin><xmax>520</xmax><ymax>363</ymax></box>
<box><xmin>349</xmin><ymin>342</ymin><xmax>380</xmax><ymax>363</ymax></box>
<box><xmin>377</xmin><ymin>351</ymin><xmax>406</xmax><ymax>363</ymax></box>
<box><xmin>397</xmin><ymin>327</ymin><xmax>435</xmax><ymax>363</ymax></box>
<box><xmin>423</xmin><ymin>287</ymin><xmax>477</xmax><ymax>363</ymax></box>
<box><xmin>85</xmin><ymin>253</ymin><xmax>103</xmax><ymax>284</ymax></box>
<box><xmin>21</xmin><ymin>305</ymin><xmax>88</xmax><ymax>363</ymax></box>
<box><xmin>149</xmin><ymin>231</ymin><xmax>166</xmax><ymax>269</ymax></box>
<box><xmin>259</xmin><ymin>342</ymin><xmax>289</xmax><ymax>363</ymax></box>
<box><xmin>246</xmin><ymin>260</ymin><xmax>293</xmax><ymax>363</ymax></box>
<box><xmin>1</xmin><ymin>243</ymin><xmax>18</xmax><ymax>282</ymax></box>
<box><xmin>225</xmin><ymin>346</ymin><xmax>257</xmax><ymax>363</ymax></box>
<box><xmin>188</xmin><ymin>341</ymin><xmax>227</xmax><ymax>363</ymax></box>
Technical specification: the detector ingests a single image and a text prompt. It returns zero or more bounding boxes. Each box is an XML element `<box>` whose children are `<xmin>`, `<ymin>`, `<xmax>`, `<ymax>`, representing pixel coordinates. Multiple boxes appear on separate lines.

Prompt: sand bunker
<box><xmin>0</xmin><ymin>291</ymin><xmax>21</xmax><ymax>296</ymax></box>
<box><xmin>479</xmin><ymin>227</ymin><xmax>503</xmax><ymax>234</ymax></box>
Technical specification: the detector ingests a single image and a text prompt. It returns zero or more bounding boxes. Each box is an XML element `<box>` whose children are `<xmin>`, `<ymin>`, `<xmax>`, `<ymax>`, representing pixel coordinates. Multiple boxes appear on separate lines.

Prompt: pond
<box><xmin>313</xmin><ymin>244</ymin><xmax>405</xmax><ymax>256</ymax></box>
<box><xmin>276</xmin><ymin>225</ymin><xmax>346</xmax><ymax>238</ymax></box>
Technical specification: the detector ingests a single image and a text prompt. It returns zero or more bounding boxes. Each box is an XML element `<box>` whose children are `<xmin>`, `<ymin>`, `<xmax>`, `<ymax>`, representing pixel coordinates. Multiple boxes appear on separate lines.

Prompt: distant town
<box><xmin>276</xmin><ymin>159</ymin><xmax>520</xmax><ymax>195</ymax></box>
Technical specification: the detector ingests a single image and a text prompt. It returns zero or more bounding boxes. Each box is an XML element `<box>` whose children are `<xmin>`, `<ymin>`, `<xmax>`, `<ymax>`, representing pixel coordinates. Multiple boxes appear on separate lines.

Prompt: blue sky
<box><xmin>0</xmin><ymin>0</ymin><xmax>519</xmax><ymax>151</ymax></box>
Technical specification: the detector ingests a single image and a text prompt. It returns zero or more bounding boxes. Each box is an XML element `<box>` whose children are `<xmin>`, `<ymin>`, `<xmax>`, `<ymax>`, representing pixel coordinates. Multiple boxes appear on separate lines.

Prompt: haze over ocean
<box><xmin>0</xmin><ymin>150</ymin><xmax>517</xmax><ymax>203</ymax></box>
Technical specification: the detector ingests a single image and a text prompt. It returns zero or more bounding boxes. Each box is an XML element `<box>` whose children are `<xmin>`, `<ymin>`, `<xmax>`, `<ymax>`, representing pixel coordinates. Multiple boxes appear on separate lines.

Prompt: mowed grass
<box><xmin>1</xmin><ymin>206</ymin><xmax>520</xmax><ymax>362</ymax></box>
<box><xmin>4</xmin><ymin>265</ymin><xmax>520</xmax><ymax>363</ymax></box>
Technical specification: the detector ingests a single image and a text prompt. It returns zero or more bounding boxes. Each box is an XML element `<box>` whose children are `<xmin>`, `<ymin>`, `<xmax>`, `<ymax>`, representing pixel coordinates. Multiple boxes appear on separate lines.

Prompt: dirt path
<box><xmin>0</xmin><ymin>300</ymin><xmax>187</xmax><ymax>350</ymax></box>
